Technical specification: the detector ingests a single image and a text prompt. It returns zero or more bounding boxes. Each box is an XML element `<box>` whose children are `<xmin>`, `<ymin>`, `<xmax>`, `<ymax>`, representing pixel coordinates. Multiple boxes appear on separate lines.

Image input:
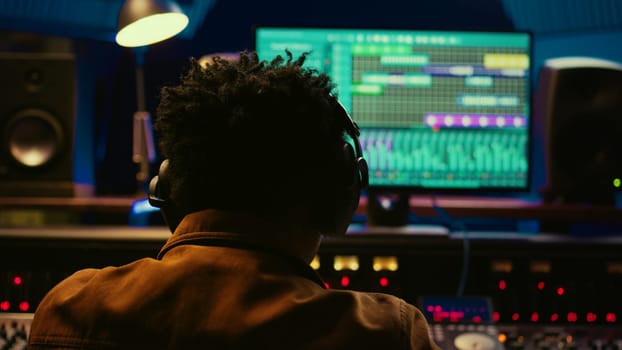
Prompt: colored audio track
<box><xmin>424</xmin><ymin>114</ymin><xmax>527</xmax><ymax>129</ymax></box>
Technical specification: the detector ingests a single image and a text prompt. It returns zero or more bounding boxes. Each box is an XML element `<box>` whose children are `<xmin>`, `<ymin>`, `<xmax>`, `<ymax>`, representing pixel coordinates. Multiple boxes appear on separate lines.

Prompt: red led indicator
<box><xmin>0</xmin><ymin>301</ymin><xmax>9</xmax><ymax>311</ymax></box>
<box><xmin>340</xmin><ymin>276</ymin><xmax>350</xmax><ymax>288</ymax></box>
<box><xmin>537</xmin><ymin>281</ymin><xmax>545</xmax><ymax>290</ymax></box>
<box><xmin>428</xmin><ymin>306</ymin><xmax>466</xmax><ymax>323</ymax></box>
<box><xmin>606</xmin><ymin>312</ymin><xmax>616</xmax><ymax>323</ymax></box>
<box><xmin>379</xmin><ymin>277</ymin><xmax>389</xmax><ymax>287</ymax></box>
<box><xmin>530</xmin><ymin>312</ymin><xmax>539</xmax><ymax>322</ymax></box>
<box><xmin>13</xmin><ymin>276</ymin><xmax>23</xmax><ymax>286</ymax></box>
<box><xmin>324</xmin><ymin>282</ymin><xmax>330</xmax><ymax>289</ymax></box>
<box><xmin>449</xmin><ymin>311</ymin><xmax>465</xmax><ymax>323</ymax></box>
<box><xmin>18</xmin><ymin>301</ymin><xmax>29</xmax><ymax>312</ymax></box>
<box><xmin>472</xmin><ymin>315</ymin><xmax>482</xmax><ymax>323</ymax></box>
<box><xmin>567</xmin><ymin>312</ymin><xmax>578</xmax><ymax>322</ymax></box>
<box><xmin>498</xmin><ymin>279</ymin><xmax>507</xmax><ymax>291</ymax></box>
<box><xmin>493</xmin><ymin>312</ymin><xmax>500</xmax><ymax>322</ymax></box>
<box><xmin>586</xmin><ymin>312</ymin><xmax>597</xmax><ymax>323</ymax></box>
<box><xmin>550</xmin><ymin>313</ymin><xmax>559</xmax><ymax>322</ymax></box>
<box><xmin>511</xmin><ymin>313</ymin><xmax>520</xmax><ymax>321</ymax></box>
<box><xmin>556</xmin><ymin>287</ymin><xmax>565</xmax><ymax>296</ymax></box>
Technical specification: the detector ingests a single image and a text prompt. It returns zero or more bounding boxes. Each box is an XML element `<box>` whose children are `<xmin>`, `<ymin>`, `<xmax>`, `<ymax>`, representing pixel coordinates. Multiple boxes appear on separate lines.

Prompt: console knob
<box><xmin>454</xmin><ymin>332</ymin><xmax>497</xmax><ymax>350</ymax></box>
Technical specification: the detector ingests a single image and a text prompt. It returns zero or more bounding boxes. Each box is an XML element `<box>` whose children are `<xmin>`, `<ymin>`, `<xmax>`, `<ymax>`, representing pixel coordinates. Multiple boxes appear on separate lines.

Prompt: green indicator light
<box><xmin>614</xmin><ymin>178</ymin><xmax>621</xmax><ymax>188</ymax></box>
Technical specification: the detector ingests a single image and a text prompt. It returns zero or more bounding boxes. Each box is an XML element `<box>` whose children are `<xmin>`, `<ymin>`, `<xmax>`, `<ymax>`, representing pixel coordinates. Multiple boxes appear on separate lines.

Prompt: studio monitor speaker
<box><xmin>537</xmin><ymin>57</ymin><xmax>622</xmax><ymax>205</ymax></box>
<box><xmin>0</xmin><ymin>52</ymin><xmax>92</xmax><ymax>197</ymax></box>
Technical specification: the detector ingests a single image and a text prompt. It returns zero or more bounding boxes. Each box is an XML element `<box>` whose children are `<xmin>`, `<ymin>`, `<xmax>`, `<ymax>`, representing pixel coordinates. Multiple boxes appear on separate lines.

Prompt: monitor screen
<box><xmin>254</xmin><ymin>27</ymin><xmax>531</xmax><ymax>191</ymax></box>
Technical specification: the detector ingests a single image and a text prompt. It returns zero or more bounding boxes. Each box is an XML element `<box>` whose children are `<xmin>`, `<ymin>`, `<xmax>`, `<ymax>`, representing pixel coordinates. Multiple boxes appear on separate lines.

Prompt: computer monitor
<box><xmin>254</xmin><ymin>27</ymin><xmax>532</xmax><ymax>191</ymax></box>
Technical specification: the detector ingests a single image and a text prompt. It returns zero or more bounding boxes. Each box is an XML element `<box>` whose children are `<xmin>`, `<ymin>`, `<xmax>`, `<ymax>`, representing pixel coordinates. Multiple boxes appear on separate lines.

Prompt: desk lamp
<box><xmin>115</xmin><ymin>0</ymin><xmax>189</xmax><ymax>195</ymax></box>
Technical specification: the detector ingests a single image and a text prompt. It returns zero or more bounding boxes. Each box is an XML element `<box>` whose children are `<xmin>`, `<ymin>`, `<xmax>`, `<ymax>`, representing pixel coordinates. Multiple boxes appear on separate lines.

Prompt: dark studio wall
<box><xmin>3</xmin><ymin>0</ymin><xmax>622</xmax><ymax>198</ymax></box>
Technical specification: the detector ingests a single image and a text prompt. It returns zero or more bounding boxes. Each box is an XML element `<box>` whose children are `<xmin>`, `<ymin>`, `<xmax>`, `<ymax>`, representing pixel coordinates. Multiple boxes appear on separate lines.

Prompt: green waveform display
<box><xmin>361</xmin><ymin>128</ymin><xmax>528</xmax><ymax>188</ymax></box>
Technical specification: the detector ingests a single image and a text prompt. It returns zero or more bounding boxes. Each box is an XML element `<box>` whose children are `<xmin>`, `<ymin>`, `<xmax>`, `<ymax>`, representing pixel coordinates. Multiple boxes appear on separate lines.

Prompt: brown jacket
<box><xmin>28</xmin><ymin>210</ymin><xmax>439</xmax><ymax>349</ymax></box>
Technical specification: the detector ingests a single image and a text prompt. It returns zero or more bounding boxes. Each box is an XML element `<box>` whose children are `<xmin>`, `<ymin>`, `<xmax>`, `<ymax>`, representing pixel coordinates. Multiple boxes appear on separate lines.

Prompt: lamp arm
<box><xmin>132</xmin><ymin>48</ymin><xmax>155</xmax><ymax>195</ymax></box>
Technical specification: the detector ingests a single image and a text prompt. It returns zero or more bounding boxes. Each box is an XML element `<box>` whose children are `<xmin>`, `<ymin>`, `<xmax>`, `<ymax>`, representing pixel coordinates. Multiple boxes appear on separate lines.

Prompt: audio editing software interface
<box><xmin>255</xmin><ymin>28</ymin><xmax>531</xmax><ymax>190</ymax></box>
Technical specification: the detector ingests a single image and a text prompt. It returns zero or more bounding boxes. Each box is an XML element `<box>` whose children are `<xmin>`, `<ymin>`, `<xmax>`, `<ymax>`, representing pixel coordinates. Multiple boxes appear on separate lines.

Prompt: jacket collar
<box><xmin>158</xmin><ymin>209</ymin><xmax>316</xmax><ymax>261</ymax></box>
<box><xmin>157</xmin><ymin>209</ymin><xmax>326</xmax><ymax>288</ymax></box>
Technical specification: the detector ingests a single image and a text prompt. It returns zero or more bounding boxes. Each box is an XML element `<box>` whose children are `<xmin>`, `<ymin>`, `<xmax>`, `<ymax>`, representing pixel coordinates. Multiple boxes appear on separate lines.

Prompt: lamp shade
<box><xmin>116</xmin><ymin>0</ymin><xmax>189</xmax><ymax>47</ymax></box>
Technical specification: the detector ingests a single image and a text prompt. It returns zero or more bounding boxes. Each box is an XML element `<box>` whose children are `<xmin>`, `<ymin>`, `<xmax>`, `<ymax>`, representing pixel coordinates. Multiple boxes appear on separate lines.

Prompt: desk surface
<box><xmin>1</xmin><ymin>225</ymin><xmax>621</xmax><ymax>245</ymax></box>
<box><xmin>1</xmin><ymin>195</ymin><xmax>622</xmax><ymax>222</ymax></box>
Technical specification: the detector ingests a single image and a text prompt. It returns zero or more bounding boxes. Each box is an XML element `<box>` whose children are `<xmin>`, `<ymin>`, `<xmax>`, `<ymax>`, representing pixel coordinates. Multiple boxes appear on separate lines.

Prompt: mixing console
<box><xmin>2</xmin><ymin>312</ymin><xmax>620</xmax><ymax>349</ymax></box>
<box><xmin>1</xmin><ymin>226</ymin><xmax>621</xmax><ymax>348</ymax></box>
<box><xmin>497</xmin><ymin>324</ymin><xmax>622</xmax><ymax>350</ymax></box>
<box><xmin>430</xmin><ymin>323</ymin><xmax>622</xmax><ymax>349</ymax></box>
<box><xmin>431</xmin><ymin>324</ymin><xmax>622</xmax><ymax>350</ymax></box>
<box><xmin>0</xmin><ymin>313</ymin><xmax>31</xmax><ymax>350</ymax></box>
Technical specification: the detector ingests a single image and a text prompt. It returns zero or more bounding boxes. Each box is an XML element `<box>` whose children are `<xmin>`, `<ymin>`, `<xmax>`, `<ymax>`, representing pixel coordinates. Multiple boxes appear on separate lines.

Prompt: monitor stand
<box><xmin>366</xmin><ymin>189</ymin><xmax>411</xmax><ymax>227</ymax></box>
<box><xmin>361</xmin><ymin>189</ymin><xmax>450</xmax><ymax>236</ymax></box>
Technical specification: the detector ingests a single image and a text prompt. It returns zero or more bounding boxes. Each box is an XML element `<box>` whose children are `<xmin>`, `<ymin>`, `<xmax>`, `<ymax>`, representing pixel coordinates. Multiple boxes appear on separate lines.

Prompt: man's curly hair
<box><xmin>154</xmin><ymin>51</ymin><xmax>349</xmax><ymax>219</ymax></box>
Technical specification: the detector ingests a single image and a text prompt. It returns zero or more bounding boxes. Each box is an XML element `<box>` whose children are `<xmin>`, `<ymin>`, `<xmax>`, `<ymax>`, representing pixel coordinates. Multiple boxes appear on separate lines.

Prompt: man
<box><xmin>28</xmin><ymin>51</ymin><xmax>439</xmax><ymax>349</ymax></box>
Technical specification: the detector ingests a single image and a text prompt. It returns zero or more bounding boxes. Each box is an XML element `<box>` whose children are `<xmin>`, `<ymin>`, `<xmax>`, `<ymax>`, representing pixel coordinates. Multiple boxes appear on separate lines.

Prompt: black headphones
<box><xmin>148</xmin><ymin>158</ymin><xmax>182</xmax><ymax>233</ymax></box>
<box><xmin>149</xmin><ymin>98</ymin><xmax>369</xmax><ymax>235</ymax></box>
<box><xmin>323</xmin><ymin>99</ymin><xmax>369</xmax><ymax>235</ymax></box>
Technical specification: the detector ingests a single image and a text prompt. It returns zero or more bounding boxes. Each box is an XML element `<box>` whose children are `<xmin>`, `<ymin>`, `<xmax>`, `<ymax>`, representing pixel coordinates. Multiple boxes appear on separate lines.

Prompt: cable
<box><xmin>430</xmin><ymin>194</ymin><xmax>470</xmax><ymax>297</ymax></box>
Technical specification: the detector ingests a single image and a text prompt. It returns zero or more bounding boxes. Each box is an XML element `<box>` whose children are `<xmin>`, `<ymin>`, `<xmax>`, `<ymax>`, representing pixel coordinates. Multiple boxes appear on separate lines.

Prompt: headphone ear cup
<box><xmin>317</xmin><ymin>100</ymin><xmax>369</xmax><ymax>236</ymax></box>
<box><xmin>324</xmin><ymin>135</ymin><xmax>369</xmax><ymax>236</ymax></box>
<box><xmin>341</xmin><ymin>143</ymin><xmax>357</xmax><ymax>186</ymax></box>
<box><xmin>330</xmin><ymin>142</ymin><xmax>362</xmax><ymax>235</ymax></box>
<box><xmin>149</xmin><ymin>159</ymin><xmax>184</xmax><ymax>233</ymax></box>
<box><xmin>148</xmin><ymin>175</ymin><xmax>165</xmax><ymax>208</ymax></box>
<box><xmin>357</xmin><ymin>157</ymin><xmax>369</xmax><ymax>189</ymax></box>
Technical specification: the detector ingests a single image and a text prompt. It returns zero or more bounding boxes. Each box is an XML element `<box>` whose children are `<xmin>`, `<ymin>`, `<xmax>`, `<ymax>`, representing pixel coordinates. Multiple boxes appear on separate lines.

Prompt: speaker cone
<box><xmin>6</xmin><ymin>109</ymin><xmax>64</xmax><ymax>168</ymax></box>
